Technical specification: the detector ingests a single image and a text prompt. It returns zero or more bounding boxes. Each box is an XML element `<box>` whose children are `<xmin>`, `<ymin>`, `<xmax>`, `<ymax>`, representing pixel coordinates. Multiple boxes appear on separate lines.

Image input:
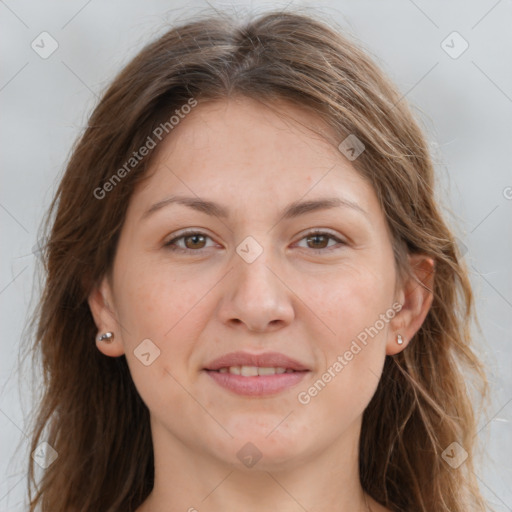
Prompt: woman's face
<box><xmin>92</xmin><ymin>97</ymin><xmax>417</xmax><ymax>470</ymax></box>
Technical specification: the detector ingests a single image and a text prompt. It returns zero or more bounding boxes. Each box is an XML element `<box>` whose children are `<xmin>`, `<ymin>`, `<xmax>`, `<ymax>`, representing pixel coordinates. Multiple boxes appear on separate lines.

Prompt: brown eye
<box><xmin>306</xmin><ymin>234</ymin><xmax>330</xmax><ymax>250</ymax></box>
<box><xmin>182</xmin><ymin>234</ymin><xmax>207</xmax><ymax>249</ymax></box>
<box><xmin>296</xmin><ymin>230</ymin><xmax>346</xmax><ymax>253</ymax></box>
<box><xmin>164</xmin><ymin>231</ymin><xmax>213</xmax><ymax>253</ymax></box>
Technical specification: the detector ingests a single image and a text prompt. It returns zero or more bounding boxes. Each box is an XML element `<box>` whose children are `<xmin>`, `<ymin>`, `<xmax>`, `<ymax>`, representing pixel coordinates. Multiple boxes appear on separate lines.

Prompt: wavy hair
<box><xmin>22</xmin><ymin>8</ymin><xmax>490</xmax><ymax>512</ymax></box>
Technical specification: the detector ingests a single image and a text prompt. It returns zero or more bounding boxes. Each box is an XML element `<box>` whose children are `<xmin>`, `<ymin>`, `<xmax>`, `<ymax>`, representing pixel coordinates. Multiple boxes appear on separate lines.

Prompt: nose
<box><xmin>217</xmin><ymin>249</ymin><xmax>295</xmax><ymax>333</ymax></box>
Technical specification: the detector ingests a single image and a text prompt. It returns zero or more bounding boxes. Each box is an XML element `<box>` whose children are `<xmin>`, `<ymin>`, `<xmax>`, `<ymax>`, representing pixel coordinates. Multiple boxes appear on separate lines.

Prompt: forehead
<box><xmin>155</xmin><ymin>96</ymin><xmax>340</xmax><ymax>171</ymax></box>
<box><xmin>128</xmin><ymin>96</ymin><xmax>380</xmax><ymax>223</ymax></box>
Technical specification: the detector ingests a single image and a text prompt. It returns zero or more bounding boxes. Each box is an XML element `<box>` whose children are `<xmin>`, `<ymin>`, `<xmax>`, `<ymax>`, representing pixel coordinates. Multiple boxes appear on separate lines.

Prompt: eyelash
<box><xmin>163</xmin><ymin>229</ymin><xmax>346</xmax><ymax>255</ymax></box>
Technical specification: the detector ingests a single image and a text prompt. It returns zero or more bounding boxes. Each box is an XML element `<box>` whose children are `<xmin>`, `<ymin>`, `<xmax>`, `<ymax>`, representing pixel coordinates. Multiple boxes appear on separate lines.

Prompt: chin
<box><xmin>218</xmin><ymin>422</ymin><xmax>312</xmax><ymax>469</ymax></box>
<box><xmin>228</xmin><ymin>441</ymin><xmax>308</xmax><ymax>473</ymax></box>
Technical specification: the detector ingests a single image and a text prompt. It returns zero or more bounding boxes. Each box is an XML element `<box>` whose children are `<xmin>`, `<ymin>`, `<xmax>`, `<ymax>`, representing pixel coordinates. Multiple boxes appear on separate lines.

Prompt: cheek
<box><xmin>114</xmin><ymin>260</ymin><xmax>202</xmax><ymax>339</ymax></box>
<box><xmin>116</xmin><ymin>269</ymin><xmax>207</xmax><ymax>422</ymax></box>
<box><xmin>303</xmin><ymin>266</ymin><xmax>392</xmax><ymax>402</ymax></box>
<box><xmin>113</xmin><ymin>260</ymin><xmax>226</xmax><ymax>389</ymax></box>
<box><xmin>307</xmin><ymin>263</ymin><xmax>393</xmax><ymax>343</ymax></box>
<box><xmin>111</xmin><ymin>263</ymin><xmax>199</xmax><ymax>383</ymax></box>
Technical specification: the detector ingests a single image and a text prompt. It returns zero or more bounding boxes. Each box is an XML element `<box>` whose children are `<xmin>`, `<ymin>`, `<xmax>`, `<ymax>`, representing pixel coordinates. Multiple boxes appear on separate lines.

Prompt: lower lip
<box><xmin>204</xmin><ymin>370</ymin><xmax>309</xmax><ymax>396</ymax></box>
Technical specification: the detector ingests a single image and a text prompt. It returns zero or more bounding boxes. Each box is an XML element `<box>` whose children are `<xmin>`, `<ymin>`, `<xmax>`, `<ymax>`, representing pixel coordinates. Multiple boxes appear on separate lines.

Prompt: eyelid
<box><xmin>295</xmin><ymin>227</ymin><xmax>345</xmax><ymax>242</ymax></box>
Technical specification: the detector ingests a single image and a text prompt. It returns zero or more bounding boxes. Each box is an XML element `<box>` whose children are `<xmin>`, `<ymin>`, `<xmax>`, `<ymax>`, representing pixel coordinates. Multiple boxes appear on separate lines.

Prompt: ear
<box><xmin>386</xmin><ymin>254</ymin><xmax>435</xmax><ymax>355</ymax></box>
<box><xmin>88</xmin><ymin>275</ymin><xmax>125</xmax><ymax>357</ymax></box>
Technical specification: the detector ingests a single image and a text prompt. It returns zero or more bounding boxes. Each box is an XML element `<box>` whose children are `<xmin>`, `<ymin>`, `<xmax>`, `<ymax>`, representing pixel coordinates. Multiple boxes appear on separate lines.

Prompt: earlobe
<box><xmin>386</xmin><ymin>254</ymin><xmax>435</xmax><ymax>355</ymax></box>
<box><xmin>87</xmin><ymin>277</ymin><xmax>125</xmax><ymax>357</ymax></box>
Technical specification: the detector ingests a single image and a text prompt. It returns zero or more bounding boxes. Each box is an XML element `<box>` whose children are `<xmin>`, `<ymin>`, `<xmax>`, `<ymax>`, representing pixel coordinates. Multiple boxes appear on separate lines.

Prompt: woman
<box><xmin>25</xmin><ymin>9</ymin><xmax>490</xmax><ymax>512</ymax></box>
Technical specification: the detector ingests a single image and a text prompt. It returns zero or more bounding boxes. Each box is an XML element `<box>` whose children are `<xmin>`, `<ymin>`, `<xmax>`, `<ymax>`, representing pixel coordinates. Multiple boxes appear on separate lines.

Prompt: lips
<box><xmin>203</xmin><ymin>351</ymin><xmax>310</xmax><ymax>396</ymax></box>
<box><xmin>204</xmin><ymin>351</ymin><xmax>310</xmax><ymax>372</ymax></box>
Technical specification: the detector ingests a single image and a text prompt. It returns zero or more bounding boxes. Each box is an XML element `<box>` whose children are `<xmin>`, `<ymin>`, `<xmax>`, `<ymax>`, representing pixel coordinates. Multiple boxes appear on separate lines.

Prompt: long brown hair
<box><xmin>22</xmin><ymin>8</ymin><xmax>490</xmax><ymax>511</ymax></box>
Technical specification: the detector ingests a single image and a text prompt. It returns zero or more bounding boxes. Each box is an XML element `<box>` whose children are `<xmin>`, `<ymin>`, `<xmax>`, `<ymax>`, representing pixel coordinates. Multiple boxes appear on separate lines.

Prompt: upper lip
<box><xmin>204</xmin><ymin>351</ymin><xmax>310</xmax><ymax>371</ymax></box>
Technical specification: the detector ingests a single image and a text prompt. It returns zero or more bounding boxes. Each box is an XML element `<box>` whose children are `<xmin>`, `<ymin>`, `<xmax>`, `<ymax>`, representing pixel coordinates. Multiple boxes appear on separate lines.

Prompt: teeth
<box><xmin>216</xmin><ymin>366</ymin><xmax>293</xmax><ymax>376</ymax></box>
<box><xmin>257</xmin><ymin>367</ymin><xmax>278</xmax><ymax>375</ymax></box>
<box><xmin>240</xmin><ymin>366</ymin><xmax>259</xmax><ymax>377</ymax></box>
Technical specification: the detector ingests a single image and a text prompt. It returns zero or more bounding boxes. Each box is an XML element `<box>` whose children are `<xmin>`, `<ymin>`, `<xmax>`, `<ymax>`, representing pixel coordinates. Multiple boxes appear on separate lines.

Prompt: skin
<box><xmin>89</xmin><ymin>96</ymin><xmax>434</xmax><ymax>512</ymax></box>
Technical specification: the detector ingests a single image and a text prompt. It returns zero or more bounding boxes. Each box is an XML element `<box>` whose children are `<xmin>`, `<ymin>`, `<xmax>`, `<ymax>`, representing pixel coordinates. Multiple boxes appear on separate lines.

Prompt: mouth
<box><xmin>204</xmin><ymin>350</ymin><xmax>310</xmax><ymax>372</ymax></box>
<box><xmin>204</xmin><ymin>368</ymin><xmax>309</xmax><ymax>396</ymax></box>
<box><xmin>203</xmin><ymin>352</ymin><xmax>311</xmax><ymax>396</ymax></box>
<box><xmin>210</xmin><ymin>366</ymin><xmax>301</xmax><ymax>376</ymax></box>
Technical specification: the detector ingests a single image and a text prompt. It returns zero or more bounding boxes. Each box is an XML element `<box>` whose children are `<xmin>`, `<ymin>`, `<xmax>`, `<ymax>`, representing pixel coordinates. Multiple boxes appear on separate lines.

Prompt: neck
<box><xmin>138</xmin><ymin>416</ymin><xmax>372</xmax><ymax>512</ymax></box>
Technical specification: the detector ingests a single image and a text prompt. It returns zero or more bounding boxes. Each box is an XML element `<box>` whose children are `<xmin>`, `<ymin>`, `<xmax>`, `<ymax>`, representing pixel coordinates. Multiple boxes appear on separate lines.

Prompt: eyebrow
<box><xmin>141</xmin><ymin>195</ymin><xmax>369</xmax><ymax>222</ymax></box>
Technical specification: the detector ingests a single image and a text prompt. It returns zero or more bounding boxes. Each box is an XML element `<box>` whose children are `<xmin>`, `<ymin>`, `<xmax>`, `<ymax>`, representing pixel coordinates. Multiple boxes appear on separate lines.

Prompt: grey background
<box><xmin>1</xmin><ymin>1</ymin><xmax>511</xmax><ymax>510</ymax></box>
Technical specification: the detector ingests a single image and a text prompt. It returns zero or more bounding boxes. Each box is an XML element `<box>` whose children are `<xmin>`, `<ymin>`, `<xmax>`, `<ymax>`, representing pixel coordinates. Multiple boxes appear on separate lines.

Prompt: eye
<box><xmin>163</xmin><ymin>230</ymin><xmax>216</xmax><ymax>253</ymax></box>
<box><xmin>163</xmin><ymin>229</ymin><xmax>346</xmax><ymax>254</ymax></box>
<box><xmin>295</xmin><ymin>230</ymin><xmax>346</xmax><ymax>253</ymax></box>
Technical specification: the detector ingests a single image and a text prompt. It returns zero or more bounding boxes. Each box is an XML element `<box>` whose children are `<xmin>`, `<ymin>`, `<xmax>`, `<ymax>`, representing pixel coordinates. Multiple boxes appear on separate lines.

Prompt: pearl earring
<box><xmin>97</xmin><ymin>332</ymin><xmax>114</xmax><ymax>342</ymax></box>
<box><xmin>397</xmin><ymin>334</ymin><xmax>404</xmax><ymax>345</ymax></box>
